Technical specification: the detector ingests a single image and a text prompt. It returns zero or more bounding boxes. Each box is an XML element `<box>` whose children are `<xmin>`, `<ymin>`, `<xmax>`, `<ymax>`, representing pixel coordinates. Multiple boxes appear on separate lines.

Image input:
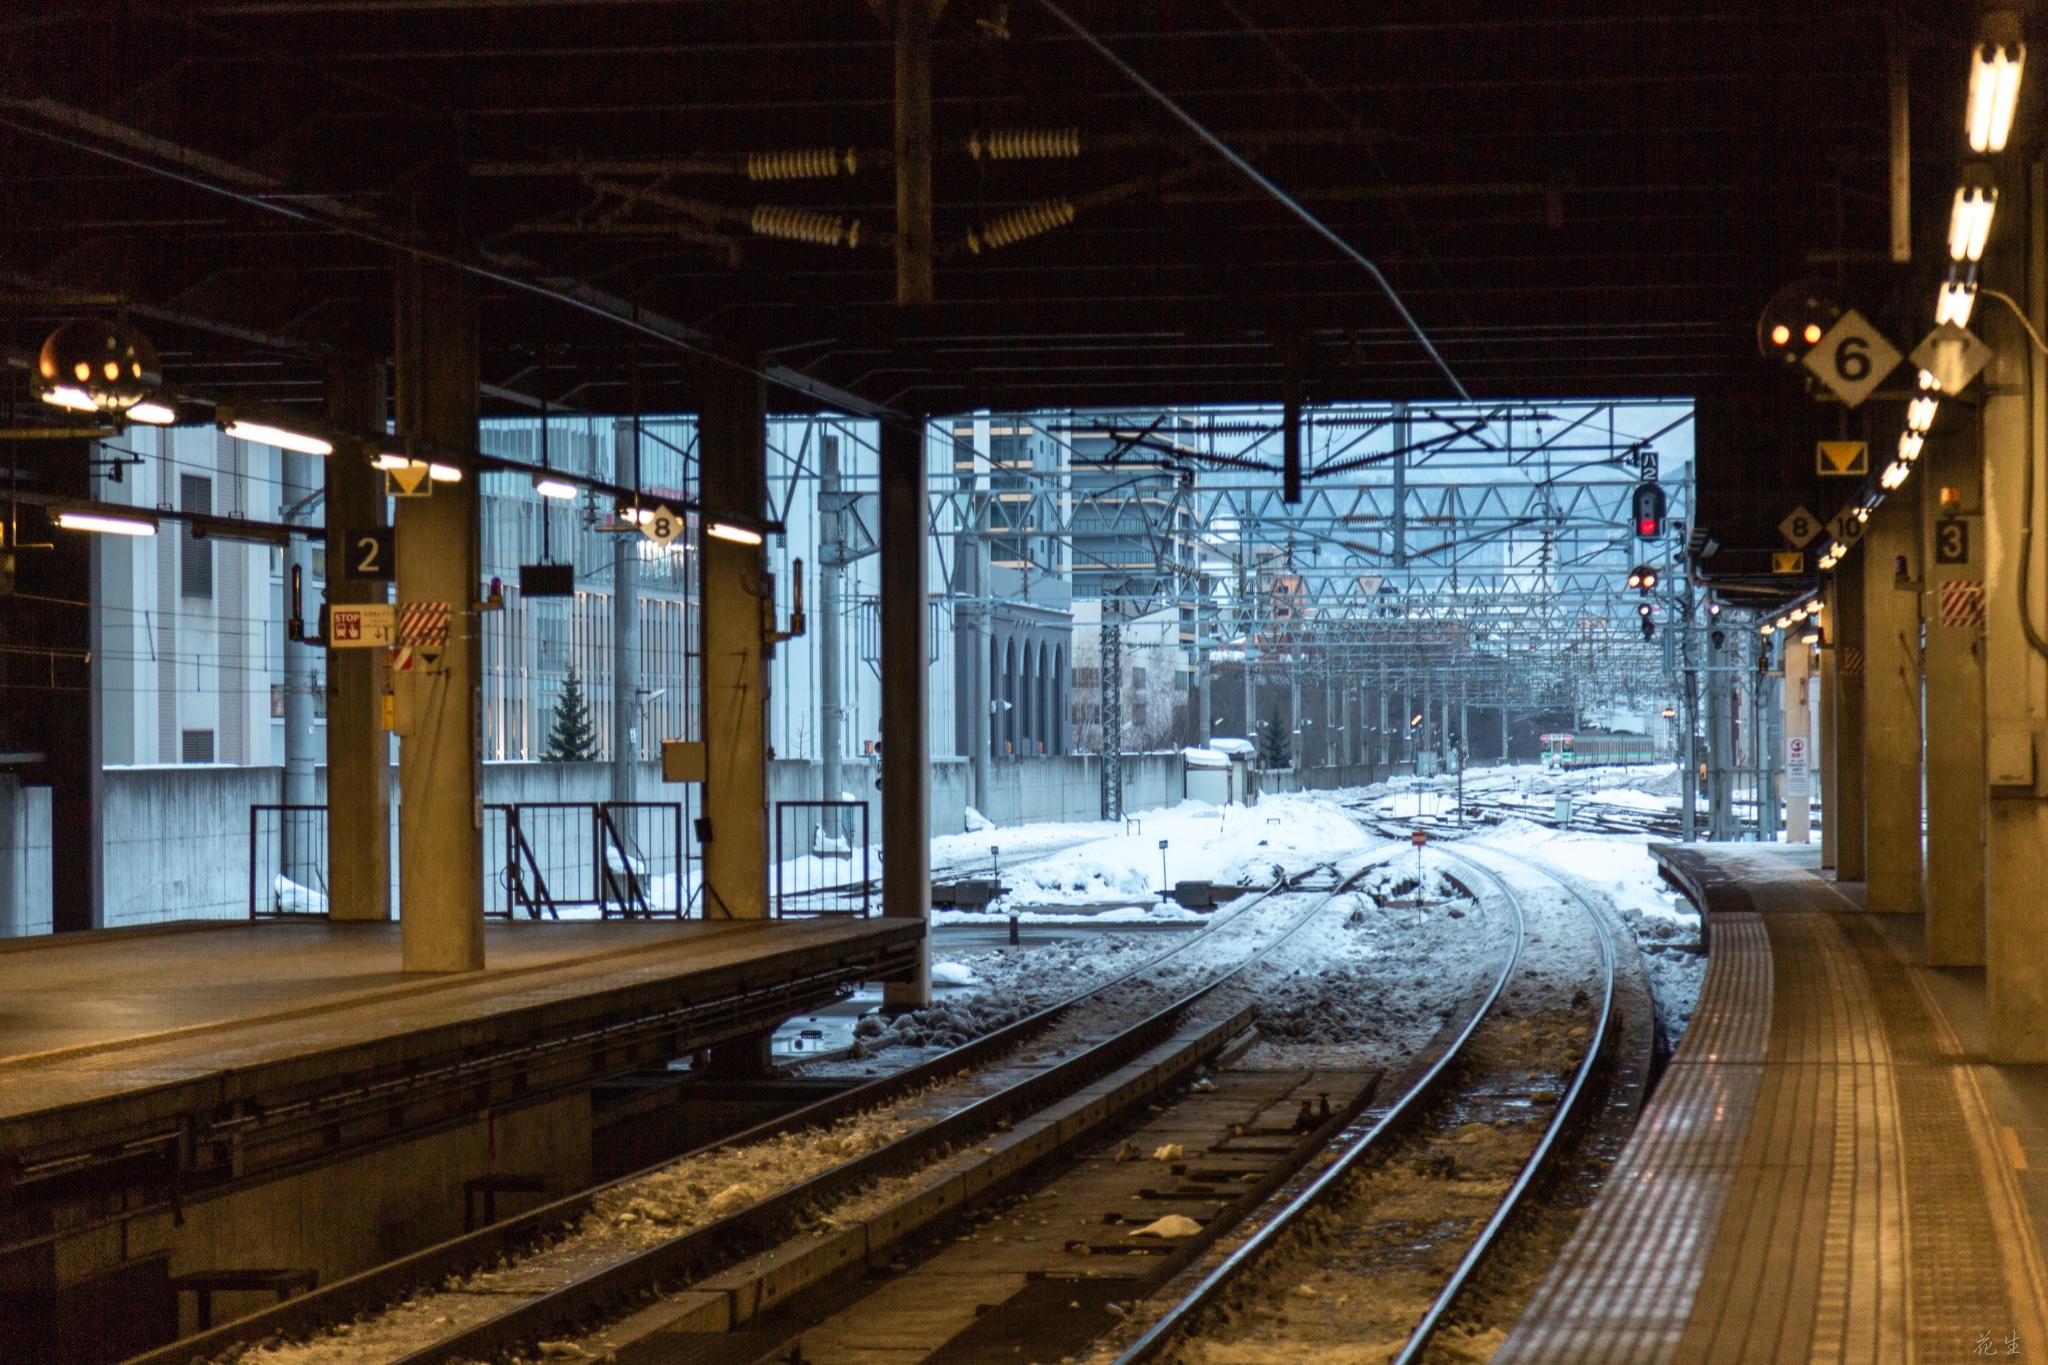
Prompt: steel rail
<box><xmin>379</xmin><ymin>860</ymin><xmax>1376</xmax><ymax>1365</ymax></box>
<box><xmin>1387</xmin><ymin>846</ymin><xmax>1618</xmax><ymax>1365</ymax></box>
<box><xmin>122</xmin><ymin>855</ymin><xmax>1370</xmax><ymax>1365</ymax></box>
<box><xmin>1110</xmin><ymin>849</ymin><xmax>1529</xmax><ymax>1365</ymax></box>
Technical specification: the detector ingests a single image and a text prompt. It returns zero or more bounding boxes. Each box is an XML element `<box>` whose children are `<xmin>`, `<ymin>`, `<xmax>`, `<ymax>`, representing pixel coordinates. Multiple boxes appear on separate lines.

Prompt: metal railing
<box><xmin>249</xmin><ymin>800</ymin><xmax>694</xmax><ymax>920</ymax></box>
<box><xmin>773</xmin><ymin>800</ymin><xmax>872</xmax><ymax>917</ymax></box>
<box><xmin>249</xmin><ymin>804</ymin><xmax>330</xmax><ymax>918</ymax></box>
<box><xmin>485</xmin><ymin>801</ymin><xmax>692</xmax><ymax>920</ymax></box>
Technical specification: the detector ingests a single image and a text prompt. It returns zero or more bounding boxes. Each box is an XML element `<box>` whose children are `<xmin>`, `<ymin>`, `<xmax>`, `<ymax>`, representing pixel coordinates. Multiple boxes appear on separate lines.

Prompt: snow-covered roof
<box><xmin>1182</xmin><ymin>747</ymin><xmax>1229</xmax><ymax>768</ymax></box>
<box><xmin>1207</xmin><ymin>737</ymin><xmax>1255</xmax><ymax>757</ymax></box>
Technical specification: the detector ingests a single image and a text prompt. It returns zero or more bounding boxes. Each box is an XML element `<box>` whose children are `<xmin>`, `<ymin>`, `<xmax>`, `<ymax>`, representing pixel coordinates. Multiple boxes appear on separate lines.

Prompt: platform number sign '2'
<box><xmin>341</xmin><ymin>527</ymin><xmax>394</xmax><ymax>581</ymax></box>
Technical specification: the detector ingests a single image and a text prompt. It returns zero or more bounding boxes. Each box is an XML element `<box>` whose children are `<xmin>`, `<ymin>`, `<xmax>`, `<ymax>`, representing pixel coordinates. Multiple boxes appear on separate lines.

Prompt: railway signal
<box><xmin>1632</xmin><ymin>483</ymin><xmax>1666</xmax><ymax>539</ymax></box>
<box><xmin>1627</xmin><ymin>564</ymin><xmax>1659</xmax><ymax>593</ymax></box>
<box><xmin>1638</xmin><ymin>603</ymin><xmax>1655</xmax><ymax>640</ymax></box>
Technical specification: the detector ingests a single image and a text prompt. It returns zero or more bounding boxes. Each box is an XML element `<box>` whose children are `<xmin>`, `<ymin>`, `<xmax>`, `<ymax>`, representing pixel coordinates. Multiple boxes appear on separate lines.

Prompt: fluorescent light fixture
<box><xmin>1907</xmin><ymin>397</ymin><xmax>1938</xmax><ymax>434</ymax></box>
<box><xmin>1969</xmin><ymin>15</ymin><xmax>2026</xmax><ymax>153</ymax></box>
<box><xmin>371</xmin><ymin>451</ymin><xmax>414</xmax><ymax>471</ymax></box>
<box><xmin>1760</xmin><ymin>624</ymin><xmax>1775</xmax><ymax>636</ymax></box>
<box><xmin>127</xmin><ymin>401</ymin><xmax>175</xmax><ymax>425</ymax></box>
<box><xmin>1900</xmin><ymin>431</ymin><xmax>1926</xmax><ymax>461</ymax></box>
<box><xmin>39</xmin><ymin>385</ymin><xmax>97</xmax><ymax>413</ymax></box>
<box><xmin>618</xmin><ymin>505</ymin><xmax>652</xmax><ymax>525</ymax></box>
<box><xmin>1936</xmin><ymin>278</ymin><xmax>1977</xmax><ymax>327</ymax></box>
<box><xmin>428</xmin><ymin>463</ymin><xmax>462</xmax><ymax>483</ymax></box>
<box><xmin>1950</xmin><ymin>171</ymin><xmax>1998</xmax><ymax>262</ymax></box>
<box><xmin>224</xmin><ymin>419</ymin><xmax>333</xmax><ymax>457</ymax></box>
<box><xmin>534</xmin><ymin>474</ymin><xmax>578</xmax><ymax>500</ymax></box>
<box><xmin>1881</xmin><ymin>460</ymin><xmax>1911</xmax><ymax>490</ymax></box>
<box><xmin>56</xmin><ymin>510</ymin><xmax>155</xmax><ymax>536</ymax></box>
<box><xmin>708</xmin><ymin>520</ymin><xmax>764</xmax><ymax>546</ymax></box>
<box><xmin>1918</xmin><ymin>366</ymin><xmax>1943</xmax><ymax>391</ymax></box>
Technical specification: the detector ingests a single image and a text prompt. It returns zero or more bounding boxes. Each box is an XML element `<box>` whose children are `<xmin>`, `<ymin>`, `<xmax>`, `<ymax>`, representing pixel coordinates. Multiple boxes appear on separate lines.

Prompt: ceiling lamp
<box><xmin>1907</xmin><ymin>396</ymin><xmax>1939</xmax><ymax>433</ymax></box>
<box><xmin>222</xmin><ymin>416</ymin><xmax>333</xmax><ymax>457</ymax></box>
<box><xmin>708</xmin><ymin>520</ymin><xmax>764</xmax><ymax>546</ymax></box>
<box><xmin>1969</xmin><ymin>12</ymin><xmax>2027</xmax><ymax>153</ymax></box>
<box><xmin>1936</xmin><ymin>277</ymin><xmax>1977</xmax><ymax>327</ymax></box>
<box><xmin>534</xmin><ymin>474</ymin><xmax>578</xmax><ymax>500</ymax></box>
<box><xmin>127</xmin><ymin>400</ymin><xmax>175</xmax><ymax>425</ymax></box>
<box><xmin>428</xmin><ymin>463</ymin><xmax>462</xmax><ymax>483</ymax></box>
<box><xmin>55</xmin><ymin>509</ymin><xmax>156</xmax><ymax>536</ymax></box>
<box><xmin>1950</xmin><ymin>165</ymin><xmax>1999</xmax><ymax>262</ymax></box>
<box><xmin>37</xmin><ymin>318</ymin><xmax>161</xmax><ymax>413</ymax></box>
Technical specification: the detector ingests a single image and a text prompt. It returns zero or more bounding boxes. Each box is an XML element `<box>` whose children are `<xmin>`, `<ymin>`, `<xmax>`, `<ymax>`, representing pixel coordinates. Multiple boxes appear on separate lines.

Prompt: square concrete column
<box><xmin>392</xmin><ymin>257</ymin><xmax>483</xmax><ymax>971</ymax></box>
<box><xmin>1983</xmin><ymin>158</ymin><xmax>2048</xmax><ymax>1061</ymax></box>
<box><xmin>695</xmin><ymin>357</ymin><xmax>770</xmax><ymax>921</ymax></box>
<box><xmin>1862</xmin><ymin>489</ymin><xmax>1923</xmax><ymax>913</ymax></box>
<box><xmin>325</xmin><ymin>360</ymin><xmax>392</xmax><ymax>922</ymax></box>
<box><xmin>1922</xmin><ymin>426</ymin><xmax>1986</xmax><ymax>964</ymax></box>
<box><xmin>1831</xmin><ymin>555</ymin><xmax>1868</xmax><ymax>881</ymax></box>
<box><xmin>879</xmin><ymin>417</ymin><xmax>931</xmax><ymax>1009</ymax></box>
<box><xmin>1819</xmin><ymin>603</ymin><xmax>1837</xmax><ymax>870</ymax></box>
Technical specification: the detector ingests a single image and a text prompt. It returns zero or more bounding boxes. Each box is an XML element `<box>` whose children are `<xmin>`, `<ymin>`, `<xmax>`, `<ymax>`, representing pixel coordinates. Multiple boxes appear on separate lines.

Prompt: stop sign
<box><xmin>1411</xmin><ymin>830</ymin><xmax>1427</xmax><ymax>848</ymax></box>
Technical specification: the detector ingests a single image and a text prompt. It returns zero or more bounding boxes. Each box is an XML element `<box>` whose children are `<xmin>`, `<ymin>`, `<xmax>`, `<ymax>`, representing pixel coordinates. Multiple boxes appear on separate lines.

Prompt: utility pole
<box><xmin>819</xmin><ymin>435</ymin><xmax>845</xmax><ymax>816</ymax></box>
<box><xmin>1101</xmin><ymin>604</ymin><xmax>1124</xmax><ymax>820</ymax></box>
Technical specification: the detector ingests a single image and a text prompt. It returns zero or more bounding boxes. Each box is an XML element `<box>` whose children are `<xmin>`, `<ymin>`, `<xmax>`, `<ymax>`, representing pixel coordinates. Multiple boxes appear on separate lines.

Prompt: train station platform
<box><xmin>0</xmin><ymin>916</ymin><xmax>921</xmax><ymax>1261</ymax></box>
<box><xmin>1497</xmin><ymin>844</ymin><xmax>2048</xmax><ymax>1364</ymax></box>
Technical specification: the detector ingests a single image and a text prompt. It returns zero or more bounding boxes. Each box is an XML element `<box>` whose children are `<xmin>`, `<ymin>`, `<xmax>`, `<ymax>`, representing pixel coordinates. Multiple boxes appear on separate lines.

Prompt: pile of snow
<box><xmin>271</xmin><ymin>875</ymin><xmax>327</xmax><ymax>915</ymax></box>
<box><xmin>963</xmin><ymin>806</ymin><xmax>996</xmax><ymax>833</ymax></box>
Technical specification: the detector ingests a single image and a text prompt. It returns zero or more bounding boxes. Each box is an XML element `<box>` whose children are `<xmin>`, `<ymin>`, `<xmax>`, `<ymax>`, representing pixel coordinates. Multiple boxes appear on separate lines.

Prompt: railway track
<box><xmin>140</xmin><ymin>854</ymin><xmax>1385</xmax><ymax>1365</ymax></box>
<box><xmin>1100</xmin><ymin>843</ymin><xmax>1620</xmax><ymax>1365</ymax></box>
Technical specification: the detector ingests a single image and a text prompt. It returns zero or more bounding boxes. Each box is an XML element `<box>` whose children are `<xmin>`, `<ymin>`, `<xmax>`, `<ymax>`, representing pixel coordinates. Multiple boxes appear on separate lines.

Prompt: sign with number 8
<box><xmin>639</xmin><ymin>503</ymin><xmax>683</xmax><ymax>547</ymax></box>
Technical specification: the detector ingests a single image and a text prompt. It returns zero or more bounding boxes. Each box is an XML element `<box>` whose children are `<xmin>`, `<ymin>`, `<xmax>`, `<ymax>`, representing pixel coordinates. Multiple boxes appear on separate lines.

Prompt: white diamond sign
<box><xmin>638</xmin><ymin>504</ymin><xmax>684</xmax><ymax>547</ymax></box>
<box><xmin>1801</xmin><ymin>309</ymin><xmax>1901</xmax><ymax>408</ymax></box>
<box><xmin>1910</xmin><ymin>323</ymin><xmax>1993</xmax><ymax>395</ymax></box>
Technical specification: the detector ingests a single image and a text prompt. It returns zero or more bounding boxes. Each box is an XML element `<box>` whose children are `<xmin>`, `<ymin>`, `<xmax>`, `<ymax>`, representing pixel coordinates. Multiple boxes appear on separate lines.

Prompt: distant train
<box><xmin>1540</xmin><ymin>731</ymin><xmax>1659</xmax><ymax>767</ymax></box>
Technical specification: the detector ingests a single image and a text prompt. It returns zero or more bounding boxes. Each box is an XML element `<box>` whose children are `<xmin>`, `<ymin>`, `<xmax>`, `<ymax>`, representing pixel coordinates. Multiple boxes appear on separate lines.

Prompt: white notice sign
<box><xmin>328</xmin><ymin>603</ymin><xmax>396</xmax><ymax>648</ymax></box>
<box><xmin>1786</xmin><ymin>734</ymin><xmax>1810</xmax><ymax>797</ymax></box>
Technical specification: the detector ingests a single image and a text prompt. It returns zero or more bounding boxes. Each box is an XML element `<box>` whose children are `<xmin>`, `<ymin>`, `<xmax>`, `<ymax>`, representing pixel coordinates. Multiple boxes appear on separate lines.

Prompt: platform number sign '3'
<box><xmin>639</xmin><ymin>503</ymin><xmax>683</xmax><ymax>548</ymax></box>
<box><xmin>1935</xmin><ymin>517</ymin><xmax>1973</xmax><ymax>566</ymax></box>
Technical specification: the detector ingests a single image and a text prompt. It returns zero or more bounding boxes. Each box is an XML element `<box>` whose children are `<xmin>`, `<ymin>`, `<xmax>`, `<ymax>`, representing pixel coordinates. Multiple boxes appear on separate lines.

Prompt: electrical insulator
<box><xmin>968</xmin><ymin>127</ymin><xmax>1082</xmax><ymax>160</ymax></box>
<box><xmin>967</xmin><ymin>198</ymin><xmax>1076</xmax><ymax>253</ymax></box>
<box><xmin>746</xmin><ymin>148</ymin><xmax>858</xmax><ymax>181</ymax></box>
<box><xmin>750</xmin><ymin>207</ymin><xmax>861</xmax><ymax>248</ymax></box>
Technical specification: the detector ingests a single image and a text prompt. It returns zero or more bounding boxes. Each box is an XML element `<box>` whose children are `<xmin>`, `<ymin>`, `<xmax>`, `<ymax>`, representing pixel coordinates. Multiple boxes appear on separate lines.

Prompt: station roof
<box><xmin>0</xmin><ymin>2</ymin><xmax>1972</xmax><ymax>569</ymax></box>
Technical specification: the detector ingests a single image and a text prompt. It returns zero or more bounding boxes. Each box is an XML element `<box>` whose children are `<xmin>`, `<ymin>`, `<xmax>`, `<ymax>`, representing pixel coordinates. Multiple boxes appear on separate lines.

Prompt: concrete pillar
<box><xmin>1922</xmin><ymin>425</ymin><xmax>1986</xmax><ymax>964</ymax></box>
<box><xmin>392</xmin><ymin>258</ymin><xmax>483</xmax><ymax>970</ymax></box>
<box><xmin>880</xmin><ymin>418</ymin><xmax>931</xmax><ymax>1008</ymax></box>
<box><xmin>1784</xmin><ymin>630</ymin><xmax>1812</xmax><ymax>843</ymax></box>
<box><xmin>1983</xmin><ymin>155</ymin><xmax>2048</xmax><ymax>1061</ymax></box>
<box><xmin>1863</xmin><ymin>490</ymin><xmax>1923</xmax><ymax>912</ymax></box>
<box><xmin>1819</xmin><ymin>597</ymin><xmax>1839</xmax><ymax>869</ymax></box>
<box><xmin>696</xmin><ymin>357</ymin><xmax>770</xmax><ymax>921</ymax></box>
<box><xmin>1832</xmin><ymin>554</ymin><xmax>1868</xmax><ymax>881</ymax></box>
<box><xmin>324</xmin><ymin>360</ymin><xmax>391</xmax><ymax>922</ymax></box>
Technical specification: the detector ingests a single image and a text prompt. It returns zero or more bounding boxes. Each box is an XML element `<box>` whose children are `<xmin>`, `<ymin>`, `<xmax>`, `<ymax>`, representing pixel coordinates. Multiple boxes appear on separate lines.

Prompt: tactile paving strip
<box><xmin>1496</xmin><ymin>850</ymin><xmax>2033</xmax><ymax>1365</ymax></box>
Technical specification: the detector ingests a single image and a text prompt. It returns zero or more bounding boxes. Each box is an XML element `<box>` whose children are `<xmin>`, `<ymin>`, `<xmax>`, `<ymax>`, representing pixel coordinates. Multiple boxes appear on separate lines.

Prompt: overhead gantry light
<box><xmin>56</xmin><ymin>509</ymin><xmax>156</xmax><ymax>536</ymax></box>
<box><xmin>1969</xmin><ymin>11</ymin><xmax>2027</xmax><ymax>154</ymax></box>
<box><xmin>534</xmin><ymin>474</ymin><xmax>579</xmax><ymax>500</ymax></box>
<box><xmin>428</xmin><ymin>463</ymin><xmax>463</xmax><ymax>483</ymax></box>
<box><xmin>371</xmin><ymin>450</ymin><xmax>414</xmax><ymax>471</ymax></box>
<box><xmin>127</xmin><ymin>400</ymin><xmax>175</xmax><ymax>425</ymax></box>
<box><xmin>38</xmin><ymin>385</ymin><xmax>98</xmax><ymax>414</ymax></box>
<box><xmin>1908</xmin><ymin>395</ymin><xmax>1939</xmax><ymax>433</ymax></box>
<box><xmin>37</xmin><ymin>318</ymin><xmax>161</xmax><ymax>413</ymax></box>
<box><xmin>1950</xmin><ymin>165</ymin><xmax>1999</xmax><ymax>262</ymax></box>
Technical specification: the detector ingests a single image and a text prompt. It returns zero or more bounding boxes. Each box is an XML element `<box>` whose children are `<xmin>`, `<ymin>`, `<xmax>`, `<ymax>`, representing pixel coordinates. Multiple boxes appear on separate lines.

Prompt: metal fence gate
<box><xmin>773</xmin><ymin>799</ymin><xmax>872</xmax><ymax>917</ymax></box>
<box><xmin>248</xmin><ymin>804</ymin><xmax>330</xmax><ymax>917</ymax></box>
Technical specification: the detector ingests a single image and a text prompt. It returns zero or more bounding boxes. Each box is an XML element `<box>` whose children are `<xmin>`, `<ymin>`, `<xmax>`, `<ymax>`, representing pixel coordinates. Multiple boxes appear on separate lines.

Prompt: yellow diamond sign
<box><xmin>1817</xmin><ymin>440</ymin><xmax>1867</xmax><ymax>475</ymax></box>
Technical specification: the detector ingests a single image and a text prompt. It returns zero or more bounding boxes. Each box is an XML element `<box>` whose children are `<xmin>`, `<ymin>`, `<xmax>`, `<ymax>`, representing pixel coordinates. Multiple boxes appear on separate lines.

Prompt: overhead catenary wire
<box><xmin>1031</xmin><ymin>0</ymin><xmax>1470</xmax><ymax>401</ymax></box>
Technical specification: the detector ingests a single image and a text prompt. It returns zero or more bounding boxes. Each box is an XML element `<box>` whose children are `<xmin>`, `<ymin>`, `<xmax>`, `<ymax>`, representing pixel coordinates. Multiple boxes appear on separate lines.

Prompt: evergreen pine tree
<box><xmin>1256</xmin><ymin>708</ymin><xmax>1291</xmax><ymax>769</ymax></box>
<box><xmin>543</xmin><ymin>666</ymin><xmax>598</xmax><ymax>761</ymax></box>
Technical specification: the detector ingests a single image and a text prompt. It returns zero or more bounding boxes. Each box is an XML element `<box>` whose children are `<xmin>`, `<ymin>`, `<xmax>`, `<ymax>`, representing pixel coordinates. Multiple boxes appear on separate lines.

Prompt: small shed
<box><xmin>1205</xmin><ymin>737</ymin><xmax>1258</xmax><ymax>806</ymax></box>
<box><xmin>1182</xmin><ymin>746</ymin><xmax>1230</xmax><ymax>806</ymax></box>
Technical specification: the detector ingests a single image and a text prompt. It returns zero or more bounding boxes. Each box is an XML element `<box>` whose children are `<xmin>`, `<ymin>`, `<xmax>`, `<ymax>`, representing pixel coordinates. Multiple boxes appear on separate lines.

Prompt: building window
<box><xmin>181</xmin><ymin>729</ymin><xmax>216</xmax><ymax>764</ymax></box>
<box><xmin>180</xmin><ymin>474</ymin><xmax>213</xmax><ymax>600</ymax></box>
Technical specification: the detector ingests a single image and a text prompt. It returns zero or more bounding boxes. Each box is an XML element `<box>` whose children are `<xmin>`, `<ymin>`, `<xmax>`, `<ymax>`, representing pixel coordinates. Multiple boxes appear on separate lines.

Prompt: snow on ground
<box><xmin>1473</xmin><ymin>816</ymin><xmax>1706</xmax><ymax>1046</ymax></box>
<box><xmin>939</xmin><ymin>792</ymin><xmax>1383</xmax><ymax>922</ymax></box>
